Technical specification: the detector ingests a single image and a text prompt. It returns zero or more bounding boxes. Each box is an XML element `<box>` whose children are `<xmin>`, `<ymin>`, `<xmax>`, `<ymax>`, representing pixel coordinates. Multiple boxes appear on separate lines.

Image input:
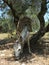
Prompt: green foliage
<box><xmin>45</xmin><ymin>21</ymin><xmax>49</xmax><ymax>27</ymax></box>
<box><xmin>0</xmin><ymin>17</ymin><xmax>16</xmax><ymax>33</ymax></box>
<box><xmin>25</xmin><ymin>8</ymin><xmax>40</xmax><ymax>32</ymax></box>
<box><xmin>0</xmin><ymin>0</ymin><xmax>41</xmax><ymax>33</ymax></box>
<box><xmin>31</xmin><ymin>15</ymin><xmax>40</xmax><ymax>32</ymax></box>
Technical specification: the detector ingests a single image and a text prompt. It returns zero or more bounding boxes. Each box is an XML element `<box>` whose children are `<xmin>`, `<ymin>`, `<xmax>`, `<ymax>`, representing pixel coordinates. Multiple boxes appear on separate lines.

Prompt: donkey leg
<box><xmin>28</xmin><ymin>37</ymin><xmax>32</xmax><ymax>54</ymax></box>
<box><xmin>21</xmin><ymin>41</ymin><xmax>24</xmax><ymax>54</ymax></box>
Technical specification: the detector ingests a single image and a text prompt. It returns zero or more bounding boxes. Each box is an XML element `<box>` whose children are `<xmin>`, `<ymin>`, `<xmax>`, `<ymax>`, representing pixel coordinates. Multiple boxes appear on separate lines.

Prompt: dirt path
<box><xmin>0</xmin><ymin>33</ymin><xmax>49</xmax><ymax>65</ymax></box>
<box><xmin>0</xmin><ymin>43</ymin><xmax>49</xmax><ymax>65</ymax></box>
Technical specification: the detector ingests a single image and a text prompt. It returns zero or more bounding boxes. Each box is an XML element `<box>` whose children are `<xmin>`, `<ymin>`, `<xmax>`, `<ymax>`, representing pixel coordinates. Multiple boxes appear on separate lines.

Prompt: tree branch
<box><xmin>37</xmin><ymin>0</ymin><xmax>47</xmax><ymax>30</ymax></box>
<box><xmin>3</xmin><ymin>0</ymin><xmax>19</xmax><ymax>26</ymax></box>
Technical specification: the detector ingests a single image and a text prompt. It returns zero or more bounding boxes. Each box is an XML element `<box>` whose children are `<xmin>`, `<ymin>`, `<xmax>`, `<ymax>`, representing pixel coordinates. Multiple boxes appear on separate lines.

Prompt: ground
<box><xmin>0</xmin><ymin>33</ymin><xmax>49</xmax><ymax>65</ymax></box>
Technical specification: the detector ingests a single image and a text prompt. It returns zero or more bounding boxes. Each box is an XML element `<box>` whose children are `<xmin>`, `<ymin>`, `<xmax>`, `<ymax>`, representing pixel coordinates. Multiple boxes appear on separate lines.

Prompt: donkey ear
<box><xmin>15</xmin><ymin>40</ymin><xmax>19</xmax><ymax>43</ymax></box>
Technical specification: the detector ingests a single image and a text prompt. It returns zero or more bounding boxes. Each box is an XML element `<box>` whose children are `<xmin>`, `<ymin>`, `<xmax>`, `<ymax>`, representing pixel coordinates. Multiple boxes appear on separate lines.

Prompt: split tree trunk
<box><xmin>3</xmin><ymin>0</ymin><xmax>49</xmax><ymax>44</ymax></box>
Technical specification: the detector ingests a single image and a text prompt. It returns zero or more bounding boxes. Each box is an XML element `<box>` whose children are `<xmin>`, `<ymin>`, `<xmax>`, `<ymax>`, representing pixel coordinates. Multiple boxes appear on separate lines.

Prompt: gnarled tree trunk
<box><xmin>30</xmin><ymin>0</ymin><xmax>49</xmax><ymax>44</ymax></box>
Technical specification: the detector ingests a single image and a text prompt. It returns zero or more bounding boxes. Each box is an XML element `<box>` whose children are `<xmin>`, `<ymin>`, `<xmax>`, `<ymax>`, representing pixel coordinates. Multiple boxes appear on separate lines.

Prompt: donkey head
<box><xmin>13</xmin><ymin>37</ymin><xmax>23</xmax><ymax>59</ymax></box>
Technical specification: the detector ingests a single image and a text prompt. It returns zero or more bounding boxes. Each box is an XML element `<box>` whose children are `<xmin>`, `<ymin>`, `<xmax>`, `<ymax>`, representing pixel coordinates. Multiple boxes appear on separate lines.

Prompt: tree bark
<box><xmin>37</xmin><ymin>0</ymin><xmax>47</xmax><ymax>30</ymax></box>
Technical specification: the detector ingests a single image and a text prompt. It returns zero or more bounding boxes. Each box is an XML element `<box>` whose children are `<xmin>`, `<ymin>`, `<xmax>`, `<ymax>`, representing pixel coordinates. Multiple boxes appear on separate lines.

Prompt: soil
<box><xmin>0</xmin><ymin>33</ymin><xmax>49</xmax><ymax>65</ymax></box>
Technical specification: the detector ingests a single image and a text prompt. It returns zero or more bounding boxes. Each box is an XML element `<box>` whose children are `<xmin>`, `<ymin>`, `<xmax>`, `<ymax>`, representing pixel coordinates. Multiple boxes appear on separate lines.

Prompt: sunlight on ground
<box><xmin>42</xmin><ymin>32</ymin><xmax>49</xmax><ymax>38</ymax></box>
<box><xmin>0</xmin><ymin>33</ymin><xmax>9</xmax><ymax>40</ymax></box>
<box><xmin>0</xmin><ymin>31</ymin><xmax>16</xmax><ymax>40</ymax></box>
<box><xmin>0</xmin><ymin>32</ymin><xmax>49</xmax><ymax>40</ymax></box>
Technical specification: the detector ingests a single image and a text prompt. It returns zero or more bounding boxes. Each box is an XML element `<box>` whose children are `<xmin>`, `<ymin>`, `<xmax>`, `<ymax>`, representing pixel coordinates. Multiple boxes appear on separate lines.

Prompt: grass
<box><xmin>42</xmin><ymin>32</ymin><xmax>49</xmax><ymax>38</ymax></box>
<box><xmin>0</xmin><ymin>32</ymin><xmax>49</xmax><ymax>40</ymax></box>
<box><xmin>0</xmin><ymin>33</ymin><xmax>9</xmax><ymax>40</ymax></box>
<box><xmin>0</xmin><ymin>30</ymin><xmax>16</xmax><ymax>40</ymax></box>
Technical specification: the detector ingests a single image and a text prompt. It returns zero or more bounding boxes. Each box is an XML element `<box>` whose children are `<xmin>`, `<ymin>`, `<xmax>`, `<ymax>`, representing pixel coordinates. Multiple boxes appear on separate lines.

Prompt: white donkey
<box><xmin>13</xmin><ymin>26</ymin><xmax>32</xmax><ymax>59</ymax></box>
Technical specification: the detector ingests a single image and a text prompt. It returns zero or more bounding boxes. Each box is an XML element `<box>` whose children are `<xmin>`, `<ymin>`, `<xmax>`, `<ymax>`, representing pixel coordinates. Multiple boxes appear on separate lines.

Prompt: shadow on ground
<box><xmin>0</xmin><ymin>38</ymin><xmax>16</xmax><ymax>50</ymax></box>
<box><xmin>0</xmin><ymin>37</ymin><xmax>49</xmax><ymax>63</ymax></box>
